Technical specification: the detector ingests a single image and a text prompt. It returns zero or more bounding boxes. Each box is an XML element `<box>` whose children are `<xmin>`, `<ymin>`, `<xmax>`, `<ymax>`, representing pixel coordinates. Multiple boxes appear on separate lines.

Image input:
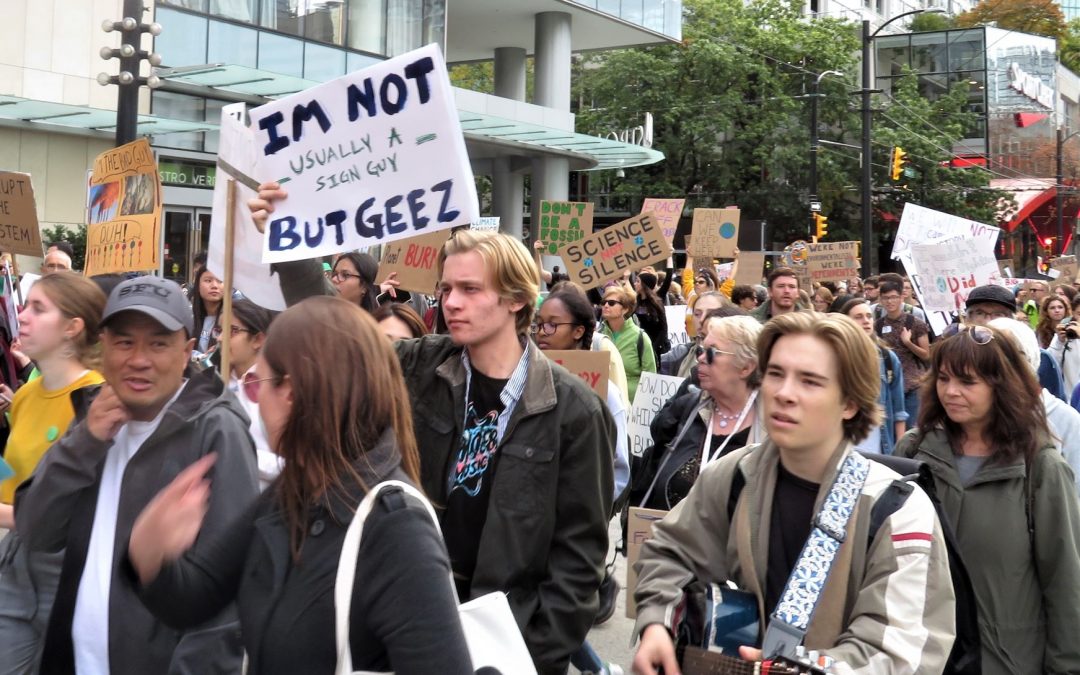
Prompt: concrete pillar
<box><xmin>494</xmin><ymin>47</ymin><xmax>527</xmax><ymax>102</ymax></box>
<box><xmin>531</xmin><ymin>12</ymin><xmax>572</xmax><ymax>241</ymax></box>
<box><xmin>492</xmin><ymin>47</ymin><xmax>527</xmax><ymax>238</ymax></box>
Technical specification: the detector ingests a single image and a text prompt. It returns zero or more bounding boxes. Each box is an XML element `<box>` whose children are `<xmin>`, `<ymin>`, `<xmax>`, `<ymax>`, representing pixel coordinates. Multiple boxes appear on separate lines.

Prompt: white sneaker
<box><xmin>602</xmin><ymin>664</ymin><xmax>624</xmax><ymax>675</ymax></box>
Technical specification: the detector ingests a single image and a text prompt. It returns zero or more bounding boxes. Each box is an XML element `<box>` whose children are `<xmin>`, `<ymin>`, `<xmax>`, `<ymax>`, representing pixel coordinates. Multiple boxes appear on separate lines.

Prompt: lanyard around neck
<box><xmin>699</xmin><ymin>390</ymin><xmax>757</xmax><ymax>475</ymax></box>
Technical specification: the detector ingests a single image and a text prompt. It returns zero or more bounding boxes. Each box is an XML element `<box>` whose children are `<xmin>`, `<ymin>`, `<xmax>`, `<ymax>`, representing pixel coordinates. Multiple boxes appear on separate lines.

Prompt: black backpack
<box><xmin>727</xmin><ymin>453</ymin><xmax>981</xmax><ymax>675</ymax></box>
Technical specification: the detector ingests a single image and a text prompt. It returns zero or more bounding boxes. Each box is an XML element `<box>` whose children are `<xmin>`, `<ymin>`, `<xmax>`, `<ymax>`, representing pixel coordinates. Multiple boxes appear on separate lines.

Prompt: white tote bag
<box><xmin>334</xmin><ymin>480</ymin><xmax>537</xmax><ymax>675</ymax></box>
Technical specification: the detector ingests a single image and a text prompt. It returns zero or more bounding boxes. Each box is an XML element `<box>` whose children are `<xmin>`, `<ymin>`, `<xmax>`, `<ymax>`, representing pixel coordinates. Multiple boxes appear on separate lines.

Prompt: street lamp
<box><xmin>97</xmin><ymin>0</ymin><xmax>164</xmax><ymax>146</ymax></box>
<box><xmin>809</xmin><ymin>70</ymin><xmax>843</xmax><ymax>237</ymax></box>
<box><xmin>1057</xmin><ymin>126</ymin><xmax>1080</xmax><ymax>256</ymax></box>
<box><xmin>861</xmin><ymin>8</ymin><xmax>946</xmax><ymax>277</ymax></box>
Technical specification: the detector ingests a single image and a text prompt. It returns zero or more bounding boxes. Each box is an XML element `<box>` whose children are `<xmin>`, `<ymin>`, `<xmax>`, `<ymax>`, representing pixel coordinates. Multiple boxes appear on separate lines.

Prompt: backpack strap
<box><xmin>637</xmin><ymin>329</ymin><xmax>644</xmax><ymax>367</ymax></box>
<box><xmin>879</xmin><ymin>345</ymin><xmax>894</xmax><ymax>384</ymax></box>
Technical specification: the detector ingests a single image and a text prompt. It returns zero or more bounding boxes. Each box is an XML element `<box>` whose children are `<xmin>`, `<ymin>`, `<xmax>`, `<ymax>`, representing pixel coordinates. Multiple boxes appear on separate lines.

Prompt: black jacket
<box><xmin>396</xmin><ymin>335</ymin><xmax>615</xmax><ymax>675</ymax></box>
<box><xmin>16</xmin><ymin>367</ymin><xmax>259</xmax><ymax>675</ymax></box>
<box><xmin>133</xmin><ymin>430</ymin><xmax>473</xmax><ymax>675</ymax></box>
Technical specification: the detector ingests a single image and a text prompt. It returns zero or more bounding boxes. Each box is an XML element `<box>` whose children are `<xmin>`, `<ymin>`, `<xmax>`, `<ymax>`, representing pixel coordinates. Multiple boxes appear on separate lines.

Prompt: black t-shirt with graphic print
<box><xmin>443</xmin><ymin>368</ymin><xmax>508</xmax><ymax>599</ymax></box>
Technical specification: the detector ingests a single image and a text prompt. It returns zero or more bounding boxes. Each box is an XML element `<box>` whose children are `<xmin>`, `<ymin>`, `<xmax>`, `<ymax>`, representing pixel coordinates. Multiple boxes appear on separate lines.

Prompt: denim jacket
<box><xmin>879</xmin><ymin>346</ymin><xmax>908</xmax><ymax>454</ymax></box>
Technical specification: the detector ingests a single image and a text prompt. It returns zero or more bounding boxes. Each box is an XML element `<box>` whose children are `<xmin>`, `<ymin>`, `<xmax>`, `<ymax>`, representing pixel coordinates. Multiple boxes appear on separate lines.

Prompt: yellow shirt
<box><xmin>0</xmin><ymin>370</ymin><xmax>104</xmax><ymax>503</ymax></box>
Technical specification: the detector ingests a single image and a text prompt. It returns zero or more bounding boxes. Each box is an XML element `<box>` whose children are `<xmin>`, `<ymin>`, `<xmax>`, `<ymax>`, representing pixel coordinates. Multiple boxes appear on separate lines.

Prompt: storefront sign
<box><xmin>159</xmin><ymin>160</ymin><xmax>216</xmax><ymax>188</ymax></box>
<box><xmin>1008</xmin><ymin>62</ymin><xmax>1054</xmax><ymax>109</ymax></box>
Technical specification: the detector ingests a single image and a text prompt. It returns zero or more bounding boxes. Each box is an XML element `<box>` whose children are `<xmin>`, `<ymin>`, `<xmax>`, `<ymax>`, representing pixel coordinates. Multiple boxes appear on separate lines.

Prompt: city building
<box><xmin>0</xmin><ymin>0</ymin><xmax>676</xmax><ymax>277</ymax></box>
<box><xmin>803</xmin><ymin>0</ymin><xmax>975</xmax><ymax>34</ymax></box>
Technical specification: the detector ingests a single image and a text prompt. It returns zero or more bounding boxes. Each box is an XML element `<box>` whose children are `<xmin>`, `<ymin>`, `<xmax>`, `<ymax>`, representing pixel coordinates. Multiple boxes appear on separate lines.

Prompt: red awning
<box><xmin>992</xmin><ymin>179</ymin><xmax>1056</xmax><ymax>232</ymax></box>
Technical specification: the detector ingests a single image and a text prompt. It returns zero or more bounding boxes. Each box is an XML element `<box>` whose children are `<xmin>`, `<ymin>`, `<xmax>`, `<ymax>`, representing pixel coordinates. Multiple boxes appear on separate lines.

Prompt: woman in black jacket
<box><xmin>127</xmin><ymin>297</ymin><xmax>472</xmax><ymax>675</ymax></box>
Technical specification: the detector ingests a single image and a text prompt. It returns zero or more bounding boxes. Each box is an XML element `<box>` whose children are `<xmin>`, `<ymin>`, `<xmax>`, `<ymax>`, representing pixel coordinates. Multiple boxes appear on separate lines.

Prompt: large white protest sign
<box><xmin>910</xmin><ymin>236</ymin><xmax>1001</xmax><ymax>314</ymax></box>
<box><xmin>627</xmin><ymin>372</ymin><xmax>685</xmax><ymax>458</ymax></box>
<box><xmin>250</xmin><ymin>43</ymin><xmax>479</xmax><ymax>263</ymax></box>
<box><xmin>208</xmin><ymin>103</ymin><xmax>287</xmax><ymax>311</ymax></box>
<box><xmin>665</xmin><ymin>305</ymin><xmax>690</xmax><ymax>347</ymax></box>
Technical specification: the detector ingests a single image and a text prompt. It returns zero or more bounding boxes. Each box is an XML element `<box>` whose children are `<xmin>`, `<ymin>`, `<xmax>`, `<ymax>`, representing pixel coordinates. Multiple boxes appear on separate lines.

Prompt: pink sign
<box><xmin>640</xmin><ymin>198</ymin><xmax>685</xmax><ymax>245</ymax></box>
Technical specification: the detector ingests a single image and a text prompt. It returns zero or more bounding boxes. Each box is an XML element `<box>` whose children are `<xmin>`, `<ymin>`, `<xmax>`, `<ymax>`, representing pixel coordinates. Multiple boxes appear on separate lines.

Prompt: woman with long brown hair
<box><xmin>896</xmin><ymin>325</ymin><xmax>1080</xmax><ymax>673</ymax></box>
<box><xmin>126</xmin><ymin>297</ymin><xmax>471</xmax><ymax>674</ymax></box>
<box><xmin>1035</xmin><ymin>294</ymin><xmax>1069</xmax><ymax>349</ymax></box>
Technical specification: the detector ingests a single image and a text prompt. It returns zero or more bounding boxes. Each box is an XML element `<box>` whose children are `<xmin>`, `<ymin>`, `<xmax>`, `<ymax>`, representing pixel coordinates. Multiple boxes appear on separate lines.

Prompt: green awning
<box><xmin>0</xmin><ymin>95</ymin><xmax>216</xmax><ymax>135</ymax></box>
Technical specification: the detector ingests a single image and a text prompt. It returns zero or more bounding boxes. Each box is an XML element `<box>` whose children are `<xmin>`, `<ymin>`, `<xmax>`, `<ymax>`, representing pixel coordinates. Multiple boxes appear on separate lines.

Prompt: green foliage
<box><xmin>907</xmin><ymin>13</ymin><xmax>954</xmax><ymax>32</ymax></box>
<box><xmin>873</xmin><ymin>69</ymin><xmax>1015</xmax><ymax>226</ymax></box>
<box><xmin>41</xmin><ymin>224</ymin><xmax>87</xmax><ymax>271</ymax></box>
<box><xmin>1061</xmin><ymin>19</ymin><xmax>1080</xmax><ymax>76</ymax></box>
<box><xmin>956</xmin><ymin>0</ymin><xmax>1067</xmax><ymax>39</ymax></box>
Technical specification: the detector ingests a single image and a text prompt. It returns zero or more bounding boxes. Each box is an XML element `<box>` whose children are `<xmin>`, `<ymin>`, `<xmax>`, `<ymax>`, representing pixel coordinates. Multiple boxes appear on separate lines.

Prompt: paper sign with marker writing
<box><xmin>806</xmin><ymin>241</ymin><xmax>860</xmax><ymax>283</ymax></box>
<box><xmin>892</xmin><ymin>202</ymin><xmax>1000</xmax><ymax>260</ymax></box>
<box><xmin>84</xmin><ymin>138</ymin><xmax>162</xmax><ymax>276</ymax></box>
<box><xmin>0</xmin><ymin>172</ymin><xmax>43</xmax><ymax>257</ymax></box>
<box><xmin>665</xmin><ymin>305</ymin><xmax>690</xmax><ymax>347</ymax></box>
<box><xmin>561</xmin><ymin>213</ymin><xmax>672</xmax><ymax>288</ymax></box>
<box><xmin>909</xmin><ymin>236</ymin><xmax>1000</xmax><ymax>314</ymax></box>
<box><xmin>471</xmin><ymin>217</ymin><xmax>500</xmax><ymax>231</ymax></box>
<box><xmin>625</xmin><ymin>506</ymin><xmax>668</xmax><ymax>619</ymax></box>
<box><xmin>627</xmin><ymin>371</ymin><xmax>685</xmax><ymax>460</ymax></box>
<box><xmin>538</xmin><ymin>201</ymin><xmax>594</xmax><ymax>254</ymax></box>
<box><xmin>1050</xmin><ymin>256</ymin><xmax>1077</xmax><ymax>288</ymax></box>
<box><xmin>689</xmin><ymin>208</ymin><xmax>739</xmax><ymax>259</ymax></box>
<box><xmin>734</xmin><ymin>250</ymin><xmax>766</xmax><ymax>287</ymax></box>
<box><xmin>375</xmin><ymin>228</ymin><xmax>451</xmax><ymax>294</ymax></box>
<box><xmin>208</xmin><ymin>102</ymin><xmax>288</xmax><ymax>310</ymax></box>
<box><xmin>544</xmin><ymin>350</ymin><xmax>609</xmax><ymax>400</ymax></box>
<box><xmin>250</xmin><ymin>43</ymin><xmax>478</xmax><ymax>263</ymax></box>
<box><xmin>640</xmin><ymin>198</ymin><xmax>685</xmax><ymax>246</ymax></box>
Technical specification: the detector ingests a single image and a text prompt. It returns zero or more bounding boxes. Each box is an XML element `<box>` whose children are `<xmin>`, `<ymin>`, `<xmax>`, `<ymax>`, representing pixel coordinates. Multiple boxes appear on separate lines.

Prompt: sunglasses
<box><xmin>602</xmin><ymin>299</ymin><xmax>623</xmax><ymax>307</ymax></box>
<box><xmin>242</xmin><ymin>371</ymin><xmax>276</xmax><ymax>403</ymax></box>
<box><xmin>958</xmin><ymin>325</ymin><xmax>994</xmax><ymax>345</ymax></box>
<box><xmin>212</xmin><ymin>324</ymin><xmax>252</xmax><ymax>339</ymax></box>
<box><xmin>695</xmin><ymin>345</ymin><xmax>737</xmax><ymax>365</ymax></box>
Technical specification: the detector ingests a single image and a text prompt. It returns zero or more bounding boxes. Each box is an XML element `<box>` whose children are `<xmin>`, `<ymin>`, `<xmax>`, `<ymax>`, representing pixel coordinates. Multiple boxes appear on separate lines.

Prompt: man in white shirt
<box><xmin>16</xmin><ymin>276</ymin><xmax>258</xmax><ymax>674</ymax></box>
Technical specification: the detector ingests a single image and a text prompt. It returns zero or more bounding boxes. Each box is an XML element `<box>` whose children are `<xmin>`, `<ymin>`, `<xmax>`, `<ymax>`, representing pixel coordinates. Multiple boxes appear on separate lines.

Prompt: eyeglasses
<box><xmin>966</xmin><ymin>308</ymin><xmax>1012</xmax><ymax>322</ymax></box>
<box><xmin>602</xmin><ymin>299</ymin><xmax>622</xmax><ymax>307</ymax></box>
<box><xmin>212</xmin><ymin>324</ymin><xmax>252</xmax><ymax>338</ymax></box>
<box><xmin>242</xmin><ymin>371</ymin><xmax>276</xmax><ymax>403</ymax></box>
<box><xmin>530</xmin><ymin>321</ymin><xmax>577</xmax><ymax>336</ymax></box>
<box><xmin>331</xmin><ymin>271</ymin><xmax>362</xmax><ymax>283</ymax></box>
<box><xmin>695</xmin><ymin>345</ymin><xmax>737</xmax><ymax>365</ymax></box>
<box><xmin>958</xmin><ymin>325</ymin><xmax>994</xmax><ymax>345</ymax></box>
<box><xmin>879</xmin><ymin>294</ymin><xmax>902</xmax><ymax>302</ymax></box>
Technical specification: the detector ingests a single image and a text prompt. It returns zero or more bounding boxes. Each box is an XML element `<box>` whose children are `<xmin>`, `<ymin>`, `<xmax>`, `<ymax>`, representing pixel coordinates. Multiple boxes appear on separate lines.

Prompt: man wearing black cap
<box><xmin>15</xmin><ymin>276</ymin><xmax>258</xmax><ymax>675</ymax></box>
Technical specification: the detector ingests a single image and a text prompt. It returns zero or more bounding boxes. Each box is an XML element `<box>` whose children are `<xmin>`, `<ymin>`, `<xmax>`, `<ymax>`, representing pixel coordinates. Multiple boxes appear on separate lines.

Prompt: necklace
<box><xmin>713</xmin><ymin>408</ymin><xmax>742</xmax><ymax>429</ymax></box>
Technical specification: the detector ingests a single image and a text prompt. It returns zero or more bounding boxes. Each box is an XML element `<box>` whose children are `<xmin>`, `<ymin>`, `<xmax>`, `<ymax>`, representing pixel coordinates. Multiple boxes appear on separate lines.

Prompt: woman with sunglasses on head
<box><xmin>843</xmin><ymin>298</ymin><xmax>907</xmax><ymax>453</ymax></box>
<box><xmin>631</xmin><ymin>315</ymin><xmax>766</xmax><ymax>511</ymax></box>
<box><xmin>896</xmin><ymin>324</ymin><xmax>1080</xmax><ymax>674</ymax></box>
<box><xmin>216</xmin><ymin>299</ymin><xmax>280</xmax><ymax>490</ymax></box>
<box><xmin>600</xmin><ymin>284</ymin><xmax>656</xmax><ymax>404</ymax></box>
<box><xmin>127</xmin><ymin>297</ymin><xmax>473</xmax><ymax>675</ymax></box>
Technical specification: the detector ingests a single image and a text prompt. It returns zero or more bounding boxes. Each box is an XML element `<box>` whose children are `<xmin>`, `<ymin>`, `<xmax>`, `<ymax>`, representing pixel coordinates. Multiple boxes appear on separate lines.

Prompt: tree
<box><xmin>956</xmin><ymin>0</ymin><xmax>1066</xmax><ymax>39</ymax></box>
<box><xmin>908</xmin><ymin>12</ymin><xmax>954</xmax><ymax>32</ymax></box>
<box><xmin>1060</xmin><ymin>19</ymin><xmax>1080</xmax><ymax>76</ymax></box>
<box><xmin>41</xmin><ymin>224</ymin><xmax>87</xmax><ymax>271</ymax></box>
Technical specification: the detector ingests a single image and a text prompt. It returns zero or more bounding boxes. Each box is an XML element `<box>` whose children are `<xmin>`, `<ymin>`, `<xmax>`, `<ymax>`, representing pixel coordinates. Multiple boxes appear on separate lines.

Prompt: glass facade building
<box><xmin>567</xmin><ymin>0</ymin><xmax>682</xmax><ymax>40</ymax></box>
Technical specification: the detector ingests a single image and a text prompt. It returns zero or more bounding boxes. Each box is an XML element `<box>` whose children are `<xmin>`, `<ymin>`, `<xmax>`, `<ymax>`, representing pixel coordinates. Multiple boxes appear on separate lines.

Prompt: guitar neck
<box><xmin>681</xmin><ymin>646</ymin><xmax>824</xmax><ymax>675</ymax></box>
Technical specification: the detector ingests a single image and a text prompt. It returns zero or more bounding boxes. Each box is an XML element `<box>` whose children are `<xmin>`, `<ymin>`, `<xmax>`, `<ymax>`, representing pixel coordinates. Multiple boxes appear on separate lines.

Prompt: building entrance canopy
<box><xmin>0</xmin><ymin>95</ymin><xmax>216</xmax><ymax>136</ymax></box>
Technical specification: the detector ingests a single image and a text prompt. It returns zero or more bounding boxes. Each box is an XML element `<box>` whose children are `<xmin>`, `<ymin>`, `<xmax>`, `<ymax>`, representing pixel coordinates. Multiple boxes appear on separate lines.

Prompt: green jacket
<box><xmin>896</xmin><ymin>428</ymin><xmax>1080</xmax><ymax>675</ymax></box>
<box><xmin>600</xmin><ymin>319</ymin><xmax>655</xmax><ymax>404</ymax></box>
<box><xmin>749</xmin><ymin>301</ymin><xmax>799</xmax><ymax>325</ymax></box>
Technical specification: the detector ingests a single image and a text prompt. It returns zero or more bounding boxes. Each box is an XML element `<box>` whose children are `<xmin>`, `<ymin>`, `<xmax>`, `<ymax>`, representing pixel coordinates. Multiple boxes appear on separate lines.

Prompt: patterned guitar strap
<box><xmin>761</xmin><ymin>451</ymin><xmax>871</xmax><ymax>660</ymax></box>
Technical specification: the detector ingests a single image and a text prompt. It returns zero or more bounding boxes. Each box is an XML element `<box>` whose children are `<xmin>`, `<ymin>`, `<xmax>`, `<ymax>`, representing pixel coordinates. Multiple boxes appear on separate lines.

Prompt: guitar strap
<box><xmin>761</xmin><ymin>450</ymin><xmax>871</xmax><ymax>660</ymax></box>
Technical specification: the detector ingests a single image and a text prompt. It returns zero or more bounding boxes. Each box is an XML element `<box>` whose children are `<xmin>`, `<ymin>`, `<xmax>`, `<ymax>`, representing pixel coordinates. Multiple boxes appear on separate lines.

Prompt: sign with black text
<box><xmin>561</xmin><ymin>213</ymin><xmax>672</xmax><ymax>288</ymax></box>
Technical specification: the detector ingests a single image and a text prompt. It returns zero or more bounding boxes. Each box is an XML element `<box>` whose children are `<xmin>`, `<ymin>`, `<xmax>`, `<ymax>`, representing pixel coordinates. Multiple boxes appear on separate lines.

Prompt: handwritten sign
<box><xmin>625</xmin><ymin>506</ymin><xmax>668</xmax><ymax>619</ymax></box>
<box><xmin>665</xmin><ymin>305</ymin><xmax>690</xmax><ymax>347</ymax></box>
<box><xmin>806</xmin><ymin>241</ymin><xmax>860</xmax><ymax>283</ymax></box>
<box><xmin>470</xmin><ymin>216</ymin><xmax>500</xmax><ymax>232</ymax></box>
<box><xmin>208</xmin><ymin>102</ymin><xmax>288</xmax><ymax>310</ymax></box>
<box><xmin>84</xmin><ymin>138</ymin><xmax>161</xmax><ymax>276</ymax></box>
<box><xmin>0</xmin><ymin>172</ymin><xmax>43</xmax><ymax>257</ymax></box>
<box><xmin>910</xmin><ymin>236</ymin><xmax>1001</xmax><ymax>314</ymax></box>
<box><xmin>375</xmin><ymin>228</ymin><xmax>451</xmax><ymax>294</ymax></box>
<box><xmin>640</xmin><ymin>198</ymin><xmax>685</xmax><ymax>246</ymax></box>
<box><xmin>734</xmin><ymin>250</ymin><xmax>766</xmax><ymax>287</ymax></box>
<box><xmin>538</xmin><ymin>200</ymin><xmax>594</xmax><ymax>254</ymax></box>
<box><xmin>544</xmin><ymin>350</ymin><xmax>609</xmax><ymax>399</ymax></box>
<box><xmin>251</xmin><ymin>44</ymin><xmax>478</xmax><ymax>264</ymax></box>
<box><xmin>627</xmin><ymin>371</ymin><xmax>685</xmax><ymax>459</ymax></box>
<box><xmin>892</xmin><ymin>202</ymin><xmax>1000</xmax><ymax>261</ymax></box>
<box><xmin>1050</xmin><ymin>255</ymin><xmax>1077</xmax><ymax>288</ymax></box>
<box><xmin>688</xmin><ymin>208</ymin><xmax>739</xmax><ymax>259</ymax></box>
<box><xmin>562</xmin><ymin>213</ymin><xmax>672</xmax><ymax>288</ymax></box>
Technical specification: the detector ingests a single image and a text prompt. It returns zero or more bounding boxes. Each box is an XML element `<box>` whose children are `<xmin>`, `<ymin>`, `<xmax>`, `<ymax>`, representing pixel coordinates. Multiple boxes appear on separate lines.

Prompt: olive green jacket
<box><xmin>896</xmin><ymin>428</ymin><xmax>1080</xmax><ymax>675</ymax></box>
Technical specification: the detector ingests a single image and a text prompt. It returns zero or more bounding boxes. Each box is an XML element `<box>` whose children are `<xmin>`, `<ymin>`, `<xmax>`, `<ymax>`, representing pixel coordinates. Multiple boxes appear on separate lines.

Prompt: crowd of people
<box><xmin>0</xmin><ymin>215</ymin><xmax>1079</xmax><ymax>675</ymax></box>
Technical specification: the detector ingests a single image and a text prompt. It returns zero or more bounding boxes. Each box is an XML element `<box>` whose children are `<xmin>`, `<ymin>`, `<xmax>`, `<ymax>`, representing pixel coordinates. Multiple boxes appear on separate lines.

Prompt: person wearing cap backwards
<box><xmin>965</xmin><ymin>285</ymin><xmax>1067</xmax><ymax>401</ymax></box>
<box><xmin>13</xmin><ymin>276</ymin><xmax>259</xmax><ymax>675</ymax></box>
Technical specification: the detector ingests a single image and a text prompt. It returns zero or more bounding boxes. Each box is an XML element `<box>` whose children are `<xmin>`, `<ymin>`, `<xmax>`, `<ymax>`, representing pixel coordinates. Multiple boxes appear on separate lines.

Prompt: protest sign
<box><xmin>561</xmin><ymin>213</ymin><xmax>672</xmax><ymax>288</ymax></box>
<box><xmin>84</xmin><ymin>138</ymin><xmax>162</xmax><ymax>276</ymax></box>
<box><xmin>806</xmin><ymin>241</ymin><xmax>860</xmax><ymax>283</ymax></box>
<box><xmin>625</xmin><ymin>506</ymin><xmax>668</xmax><ymax>619</ymax></box>
<box><xmin>375</xmin><ymin>228</ymin><xmax>451</xmax><ymax>293</ymax></box>
<box><xmin>665</xmin><ymin>305</ymin><xmax>690</xmax><ymax>348</ymax></box>
<box><xmin>715</xmin><ymin>261</ymin><xmax>734</xmax><ymax>280</ymax></box>
<box><xmin>734</xmin><ymin>250</ymin><xmax>766</xmax><ymax>287</ymax></box>
<box><xmin>0</xmin><ymin>172</ymin><xmax>43</xmax><ymax>257</ymax></box>
<box><xmin>688</xmin><ymin>208</ymin><xmax>739</xmax><ymax>259</ymax></box>
<box><xmin>1050</xmin><ymin>255</ymin><xmax>1077</xmax><ymax>287</ymax></box>
<box><xmin>471</xmin><ymin>216</ymin><xmax>500</xmax><ymax>231</ymax></box>
<box><xmin>207</xmin><ymin>103</ymin><xmax>288</xmax><ymax>310</ymax></box>
<box><xmin>892</xmin><ymin>202</ymin><xmax>1000</xmax><ymax>261</ymax></box>
<box><xmin>250</xmin><ymin>44</ymin><xmax>478</xmax><ymax>264</ymax></box>
<box><xmin>544</xmin><ymin>350</ymin><xmax>609</xmax><ymax>399</ymax></box>
<box><xmin>998</xmin><ymin>258</ymin><xmax>1014</xmax><ymax>278</ymax></box>
<box><xmin>627</xmin><ymin>371</ymin><xmax>685</xmax><ymax>459</ymax></box>
<box><xmin>910</xmin><ymin>237</ymin><xmax>1001</xmax><ymax>314</ymax></box>
<box><xmin>640</xmin><ymin>197</ymin><xmax>685</xmax><ymax>246</ymax></box>
<box><xmin>538</xmin><ymin>201</ymin><xmax>594</xmax><ymax>254</ymax></box>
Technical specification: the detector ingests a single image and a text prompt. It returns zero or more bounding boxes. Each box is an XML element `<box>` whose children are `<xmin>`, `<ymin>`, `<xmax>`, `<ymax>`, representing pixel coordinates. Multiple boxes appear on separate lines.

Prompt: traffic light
<box><xmin>890</xmin><ymin>146</ymin><xmax>908</xmax><ymax>181</ymax></box>
<box><xmin>814</xmin><ymin>213</ymin><xmax>828</xmax><ymax>240</ymax></box>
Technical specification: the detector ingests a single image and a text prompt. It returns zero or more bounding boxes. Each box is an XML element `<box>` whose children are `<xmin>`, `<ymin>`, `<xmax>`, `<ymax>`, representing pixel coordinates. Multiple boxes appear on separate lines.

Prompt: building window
<box><xmin>208</xmin><ymin>20</ymin><xmax>259</xmax><ymax>67</ymax></box>
<box><xmin>152</xmin><ymin>91</ymin><xmax>206</xmax><ymax>151</ymax></box>
<box><xmin>304</xmin><ymin>42</ymin><xmax>347</xmax><ymax>80</ymax></box>
<box><xmin>303</xmin><ymin>1</ymin><xmax>345</xmax><ymax>45</ymax></box>
<box><xmin>161</xmin><ymin>0</ymin><xmax>209</xmax><ymax>11</ymax></box>
<box><xmin>208</xmin><ymin>0</ymin><xmax>257</xmax><ymax>23</ymax></box>
<box><xmin>155</xmin><ymin>8</ymin><xmax>209</xmax><ymax>68</ymax></box>
<box><xmin>258</xmin><ymin>0</ymin><xmax>303</xmax><ymax>37</ymax></box>
<box><xmin>258</xmin><ymin>31</ymin><xmax>305</xmax><ymax>77</ymax></box>
<box><xmin>347</xmin><ymin>0</ymin><xmax>386</xmax><ymax>54</ymax></box>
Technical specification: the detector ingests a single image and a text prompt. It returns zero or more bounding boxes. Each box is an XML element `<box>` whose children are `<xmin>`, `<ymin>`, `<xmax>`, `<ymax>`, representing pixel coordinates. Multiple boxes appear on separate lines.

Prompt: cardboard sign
<box><xmin>561</xmin><ymin>213</ymin><xmax>672</xmax><ymax>288</ymax></box>
<box><xmin>665</xmin><ymin>305</ymin><xmax>690</xmax><ymax>347</ymax></box>
<box><xmin>250</xmin><ymin>44</ymin><xmax>479</xmax><ymax>263</ymax></box>
<box><xmin>1050</xmin><ymin>256</ymin><xmax>1078</xmax><ymax>288</ymax></box>
<box><xmin>0</xmin><ymin>172</ymin><xmax>44</xmax><ymax>257</ymax></box>
<box><xmin>625</xmin><ymin>506</ymin><xmax>669</xmax><ymax>619</ymax></box>
<box><xmin>471</xmin><ymin>216</ymin><xmax>500</xmax><ymax>232</ymax></box>
<box><xmin>688</xmin><ymin>208</ymin><xmax>740</xmax><ymax>259</ymax></box>
<box><xmin>376</xmin><ymin>229</ymin><xmax>452</xmax><ymax>294</ymax></box>
<box><xmin>640</xmin><ymin>198</ymin><xmax>685</xmax><ymax>245</ymax></box>
<box><xmin>892</xmin><ymin>202</ymin><xmax>1000</xmax><ymax>261</ymax></box>
<box><xmin>84</xmin><ymin>138</ymin><xmax>162</xmax><ymax>276</ymax></box>
<box><xmin>806</xmin><ymin>241</ymin><xmax>860</xmax><ymax>283</ymax></box>
<box><xmin>997</xmin><ymin>259</ymin><xmax>1014</xmax><ymax>278</ymax></box>
<box><xmin>544</xmin><ymin>350</ymin><xmax>609</xmax><ymax>400</ymax></box>
<box><xmin>734</xmin><ymin>250</ymin><xmax>766</xmax><ymax>287</ymax></box>
<box><xmin>208</xmin><ymin>102</ymin><xmax>288</xmax><ymax>310</ymax></box>
<box><xmin>910</xmin><ymin>236</ymin><xmax>1001</xmax><ymax>314</ymax></box>
<box><xmin>537</xmin><ymin>201</ymin><xmax>594</xmax><ymax>254</ymax></box>
<box><xmin>627</xmin><ymin>371</ymin><xmax>685</xmax><ymax>459</ymax></box>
